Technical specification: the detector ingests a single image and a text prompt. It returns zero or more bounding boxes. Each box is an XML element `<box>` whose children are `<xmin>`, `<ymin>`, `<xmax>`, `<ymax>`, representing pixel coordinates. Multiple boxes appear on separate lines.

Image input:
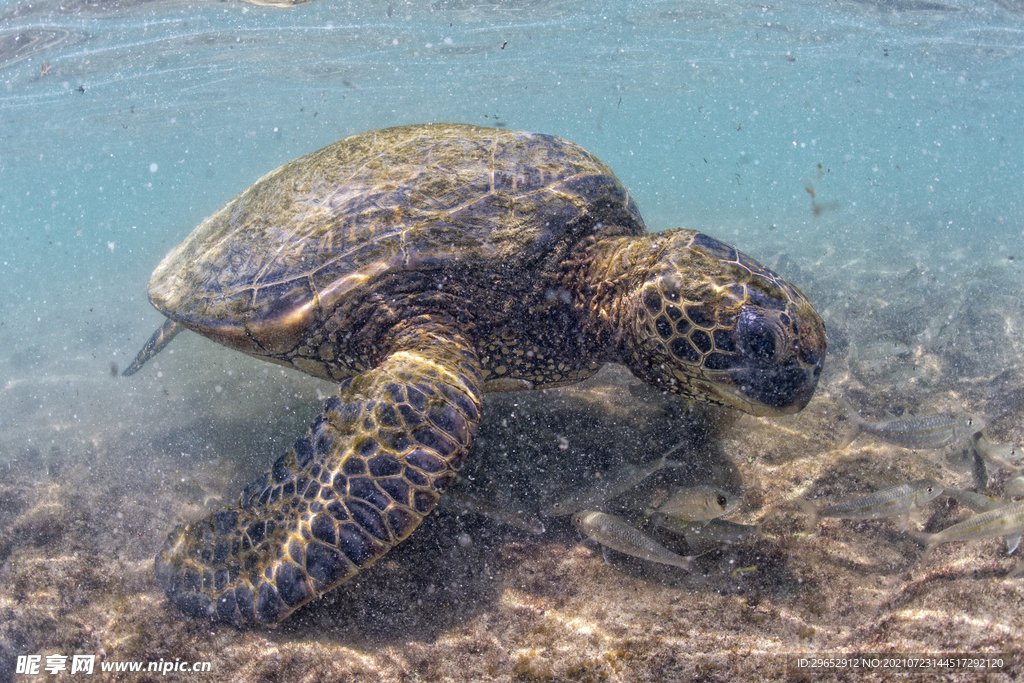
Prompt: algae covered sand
<box><xmin>3</xmin><ymin>231</ymin><xmax>1024</xmax><ymax>683</ymax></box>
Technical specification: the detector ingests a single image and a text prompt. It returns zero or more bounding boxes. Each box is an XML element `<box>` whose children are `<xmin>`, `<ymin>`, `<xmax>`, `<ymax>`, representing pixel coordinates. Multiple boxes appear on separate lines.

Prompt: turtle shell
<box><xmin>148</xmin><ymin>123</ymin><xmax>645</xmax><ymax>359</ymax></box>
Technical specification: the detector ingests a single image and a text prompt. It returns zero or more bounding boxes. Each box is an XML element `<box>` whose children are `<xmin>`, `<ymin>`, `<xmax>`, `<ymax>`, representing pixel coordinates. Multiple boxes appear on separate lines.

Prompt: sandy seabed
<box><xmin>2</xmin><ymin>235</ymin><xmax>1024</xmax><ymax>682</ymax></box>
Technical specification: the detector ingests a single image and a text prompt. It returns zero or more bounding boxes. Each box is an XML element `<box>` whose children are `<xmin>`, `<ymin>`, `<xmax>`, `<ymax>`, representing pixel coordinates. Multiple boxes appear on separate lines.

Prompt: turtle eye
<box><xmin>737</xmin><ymin>310</ymin><xmax>779</xmax><ymax>363</ymax></box>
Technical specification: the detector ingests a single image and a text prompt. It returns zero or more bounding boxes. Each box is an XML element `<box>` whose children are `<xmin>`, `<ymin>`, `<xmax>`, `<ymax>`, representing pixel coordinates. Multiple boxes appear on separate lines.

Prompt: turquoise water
<box><xmin>3</xmin><ymin>0</ymin><xmax>1023</xmax><ymax>417</ymax></box>
<box><xmin>4</xmin><ymin>0</ymin><xmax>1022</xmax><ymax>322</ymax></box>
<box><xmin>2</xmin><ymin>0</ymin><xmax>1024</xmax><ymax>672</ymax></box>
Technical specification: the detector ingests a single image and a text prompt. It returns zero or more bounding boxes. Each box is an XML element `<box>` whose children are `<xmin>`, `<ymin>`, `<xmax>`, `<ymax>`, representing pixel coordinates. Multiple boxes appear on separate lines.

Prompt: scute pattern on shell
<box><xmin>148</xmin><ymin>123</ymin><xmax>646</xmax><ymax>359</ymax></box>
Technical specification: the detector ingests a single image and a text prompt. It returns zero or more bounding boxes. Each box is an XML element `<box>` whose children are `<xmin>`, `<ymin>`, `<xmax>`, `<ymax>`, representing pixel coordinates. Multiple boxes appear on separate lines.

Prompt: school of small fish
<box><xmin>802</xmin><ymin>403</ymin><xmax>1024</xmax><ymax>574</ymax></box>
<box><xmin>443</xmin><ymin>343</ymin><xmax>1024</xmax><ymax>583</ymax></box>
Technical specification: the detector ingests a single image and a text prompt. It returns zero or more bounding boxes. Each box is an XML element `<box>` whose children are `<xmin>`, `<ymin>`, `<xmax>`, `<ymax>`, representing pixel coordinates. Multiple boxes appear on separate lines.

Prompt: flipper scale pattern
<box><xmin>154</xmin><ymin>325</ymin><xmax>482</xmax><ymax>624</ymax></box>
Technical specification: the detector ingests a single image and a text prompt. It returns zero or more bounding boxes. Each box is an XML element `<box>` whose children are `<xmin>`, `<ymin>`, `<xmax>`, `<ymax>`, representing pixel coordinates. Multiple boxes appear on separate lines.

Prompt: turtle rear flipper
<box><xmin>123</xmin><ymin>318</ymin><xmax>183</xmax><ymax>376</ymax></box>
<box><xmin>154</xmin><ymin>324</ymin><xmax>483</xmax><ymax>624</ymax></box>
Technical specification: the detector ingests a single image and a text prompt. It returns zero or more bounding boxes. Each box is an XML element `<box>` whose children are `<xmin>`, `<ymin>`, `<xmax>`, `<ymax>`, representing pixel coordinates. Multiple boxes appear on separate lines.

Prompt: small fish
<box><xmin>542</xmin><ymin>443</ymin><xmax>687</xmax><ymax>517</ymax></box>
<box><xmin>1005</xmin><ymin>476</ymin><xmax>1024</xmax><ymax>499</ymax></box>
<box><xmin>649</xmin><ymin>513</ymin><xmax>760</xmax><ymax>544</ymax></box>
<box><xmin>943</xmin><ymin>488</ymin><xmax>1006</xmax><ymax>513</ymax></box>
<box><xmin>846</xmin><ymin>339</ymin><xmax>916</xmax><ymax>388</ymax></box>
<box><xmin>573</xmin><ymin>510</ymin><xmax>692</xmax><ymax>570</ymax></box>
<box><xmin>971</xmin><ymin>430</ymin><xmax>1022</xmax><ymax>473</ymax></box>
<box><xmin>797</xmin><ymin>479</ymin><xmax>944</xmax><ymax>533</ymax></box>
<box><xmin>914</xmin><ymin>500</ymin><xmax>1024</xmax><ymax>559</ymax></box>
<box><xmin>655</xmin><ymin>485</ymin><xmax>740</xmax><ymax>524</ymax></box>
<box><xmin>840</xmin><ymin>402</ymin><xmax>977</xmax><ymax>450</ymax></box>
<box><xmin>945</xmin><ymin>447</ymin><xmax>973</xmax><ymax>466</ymax></box>
<box><xmin>439</xmin><ymin>490</ymin><xmax>545</xmax><ymax>534</ymax></box>
<box><xmin>972</xmin><ymin>446</ymin><xmax>989</xmax><ymax>491</ymax></box>
<box><xmin>172</xmin><ymin>478</ymin><xmax>222</xmax><ymax>508</ymax></box>
<box><xmin>854</xmin><ymin>339</ymin><xmax>913</xmax><ymax>360</ymax></box>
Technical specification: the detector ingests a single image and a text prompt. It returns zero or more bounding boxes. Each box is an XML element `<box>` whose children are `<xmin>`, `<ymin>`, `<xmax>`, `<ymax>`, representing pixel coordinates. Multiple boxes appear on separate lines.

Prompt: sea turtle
<box><xmin>125</xmin><ymin>123</ymin><xmax>826</xmax><ymax>624</ymax></box>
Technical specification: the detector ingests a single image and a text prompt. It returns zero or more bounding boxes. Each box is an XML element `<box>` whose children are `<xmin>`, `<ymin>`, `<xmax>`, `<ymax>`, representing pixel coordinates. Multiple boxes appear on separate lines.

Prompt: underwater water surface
<box><xmin>2</xmin><ymin>0</ymin><xmax>1024</xmax><ymax>680</ymax></box>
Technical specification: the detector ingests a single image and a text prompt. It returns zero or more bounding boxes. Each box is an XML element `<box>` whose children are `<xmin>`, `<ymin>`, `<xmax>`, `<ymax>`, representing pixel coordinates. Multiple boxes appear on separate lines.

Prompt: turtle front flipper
<box><xmin>154</xmin><ymin>323</ymin><xmax>483</xmax><ymax>624</ymax></box>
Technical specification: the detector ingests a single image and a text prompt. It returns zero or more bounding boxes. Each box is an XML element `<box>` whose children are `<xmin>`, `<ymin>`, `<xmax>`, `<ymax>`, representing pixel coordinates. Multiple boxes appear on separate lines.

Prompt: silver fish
<box><xmin>847</xmin><ymin>339</ymin><xmax>916</xmax><ymax>388</ymax></box>
<box><xmin>971</xmin><ymin>430</ymin><xmax>1022</xmax><ymax>473</ymax></box>
<box><xmin>797</xmin><ymin>479</ymin><xmax>944</xmax><ymax>533</ymax></box>
<box><xmin>943</xmin><ymin>488</ymin><xmax>1006</xmax><ymax>513</ymax></box>
<box><xmin>573</xmin><ymin>510</ymin><xmax>692</xmax><ymax>570</ymax></box>
<box><xmin>440</xmin><ymin>490</ymin><xmax>545</xmax><ymax>535</ymax></box>
<box><xmin>916</xmin><ymin>499</ymin><xmax>1024</xmax><ymax>559</ymax></box>
<box><xmin>855</xmin><ymin>339</ymin><xmax>913</xmax><ymax>360</ymax></box>
<box><xmin>842</xmin><ymin>405</ymin><xmax>977</xmax><ymax>450</ymax></box>
<box><xmin>972</xmin><ymin>446</ymin><xmax>989</xmax><ymax>492</ymax></box>
<box><xmin>1005</xmin><ymin>476</ymin><xmax>1024</xmax><ymax>499</ymax></box>
<box><xmin>655</xmin><ymin>485</ymin><xmax>740</xmax><ymax>524</ymax></box>
<box><xmin>172</xmin><ymin>477</ymin><xmax>223</xmax><ymax>508</ymax></box>
<box><xmin>649</xmin><ymin>513</ymin><xmax>760</xmax><ymax>544</ymax></box>
<box><xmin>542</xmin><ymin>444</ymin><xmax>687</xmax><ymax>517</ymax></box>
<box><xmin>945</xmin><ymin>447</ymin><xmax>973</xmax><ymax>466</ymax></box>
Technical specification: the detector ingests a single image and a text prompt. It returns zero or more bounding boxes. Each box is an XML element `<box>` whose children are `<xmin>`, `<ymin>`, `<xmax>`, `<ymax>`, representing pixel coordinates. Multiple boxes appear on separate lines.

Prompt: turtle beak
<box><xmin>721</xmin><ymin>300</ymin><xmax>827</xmax><ymax>417</ymax></box>
<box><xmin>737</xmin><ymin>360</ymin><xmax>823</xmax><ymax>413</ymax></box>
<box><xmin>710</xmin><ymin>355</ymin><xmax>824</xmax><ymax>417</ymax></box>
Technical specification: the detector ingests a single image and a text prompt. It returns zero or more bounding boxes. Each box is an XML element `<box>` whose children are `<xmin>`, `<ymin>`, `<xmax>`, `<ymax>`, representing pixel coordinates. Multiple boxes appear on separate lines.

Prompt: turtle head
<box><xmin>625</xmin><ymin>230</ymin><xmax>826</xmax><ymax>417</ymax></box>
